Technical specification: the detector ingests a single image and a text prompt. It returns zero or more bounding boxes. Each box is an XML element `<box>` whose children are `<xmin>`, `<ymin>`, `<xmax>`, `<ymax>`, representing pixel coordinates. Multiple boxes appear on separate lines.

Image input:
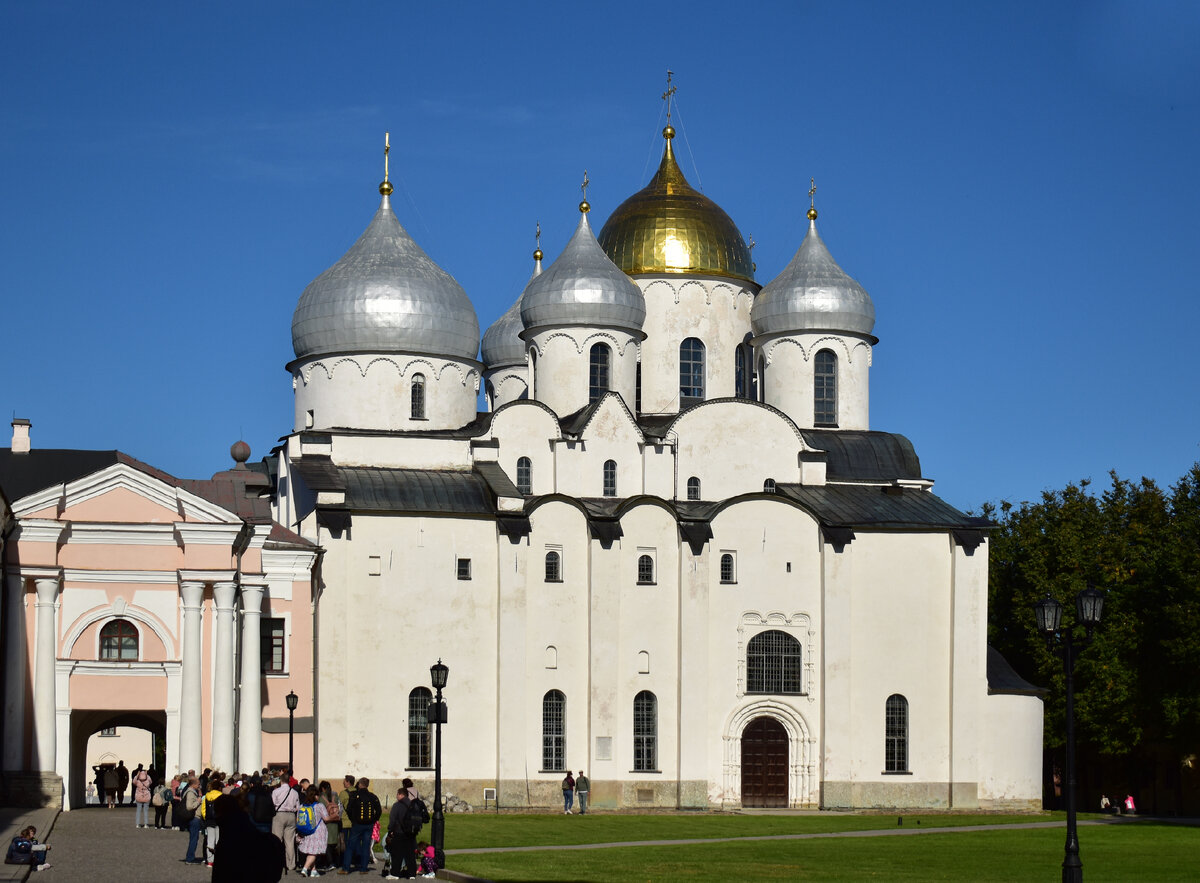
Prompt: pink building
<box><xmin>0</xmin><ymin>420</ymin><xmax>318</xmax><ymax>809</ymax></box>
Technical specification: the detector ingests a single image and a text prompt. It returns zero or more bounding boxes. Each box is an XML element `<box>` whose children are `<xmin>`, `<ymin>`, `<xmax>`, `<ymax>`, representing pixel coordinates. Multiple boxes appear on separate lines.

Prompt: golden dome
<box><xmin>598</xmin><ymin>126</ymin><xmax>754</xmax><ymax>283</ymax></box>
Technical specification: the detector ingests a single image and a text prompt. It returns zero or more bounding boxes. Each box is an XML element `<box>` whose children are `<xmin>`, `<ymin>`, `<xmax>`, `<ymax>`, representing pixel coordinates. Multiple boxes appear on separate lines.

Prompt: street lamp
<box><xmin>285</xmin><ymin>690</ymin><xmax>299</xmax><ymax>779</ymax></box>
<box><xmin>1033</xmin><ymin>585</ymin><xmax>1105</xmax><ymax>883</ymax></box>
<box><xmin>430</xmin><ymin>659</ymin><xmax>449</xmax><ymax>868</ymax></box>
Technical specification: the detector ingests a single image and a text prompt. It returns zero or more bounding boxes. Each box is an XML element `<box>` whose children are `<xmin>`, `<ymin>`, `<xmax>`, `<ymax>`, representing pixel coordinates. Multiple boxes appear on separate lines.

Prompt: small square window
<box><xmin>457</xmin><ymin>558</ymin><xmax>472</xmax><ymax>580</ymax></box>
<box><xmin>100</xmin><ymin>727</ymin><xmax>116</xmax><ymax>737</ymax></box>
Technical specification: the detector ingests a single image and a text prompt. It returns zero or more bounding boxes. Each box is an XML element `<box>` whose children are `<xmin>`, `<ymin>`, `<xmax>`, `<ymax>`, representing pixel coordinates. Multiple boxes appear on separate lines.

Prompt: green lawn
<box><xmin>432</xmin><ymin>814</ymin><xmax>1199</xmax><ymax>882</ymax></box>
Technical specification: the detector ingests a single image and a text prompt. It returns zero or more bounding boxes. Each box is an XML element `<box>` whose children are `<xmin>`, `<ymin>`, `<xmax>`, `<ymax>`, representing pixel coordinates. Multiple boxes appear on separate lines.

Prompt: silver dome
<box><xmin>292</xmin><ymin>195</ymin><xmax>480</xmax><ymax>361</ymax></box>
<box><xmin>481</xmin><ymin>256</ymin><xmax>541</xmax><ymax>368</ymax></box>
<box><xmin>520</xmin><ymin>209</ymin><xmax>646</xmax><ymax>335</ymax></box>
<box><xmin>752</xmin><ymin>219</ymin><xmax>876</xmax><ymax>337</ymax></box>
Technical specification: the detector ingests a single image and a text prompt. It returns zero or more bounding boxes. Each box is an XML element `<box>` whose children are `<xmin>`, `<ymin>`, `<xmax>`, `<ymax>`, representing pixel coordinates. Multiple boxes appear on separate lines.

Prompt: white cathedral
<box><xmin>272</xmin><ymin>122</ymin><xmax>1043</xmax><ymax>811</ymax></box>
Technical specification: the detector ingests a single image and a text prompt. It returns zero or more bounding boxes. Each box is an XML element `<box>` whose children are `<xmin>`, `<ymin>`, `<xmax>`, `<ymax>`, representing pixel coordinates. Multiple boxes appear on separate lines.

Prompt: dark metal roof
<box><xmin>778</xmin><ymin>483</ymin><xmax>989</xmax><ymax>530</ymax></box>
<box><xmin>339</xmin><ymin>468</ymin><xmax>494</xmax><ymax>515</ymax></box>
<box><xmin>800</xmin><ymin>430</ymin><xmax>923</xmax><ymax>482</ymax></box>
<box><xmin>987</xmin><ymin>646</ymin><xmax>1045</xmax><ymax>696</ymax></box>
<box><xmin>475</xmin><ymin>462</ymin><xmax>523</xmax><ymax>498</ymax></box>
<box><xmin>0</xmin><ymin>449</ymin><xmax>125</xmax><ymax>500</ymax></box>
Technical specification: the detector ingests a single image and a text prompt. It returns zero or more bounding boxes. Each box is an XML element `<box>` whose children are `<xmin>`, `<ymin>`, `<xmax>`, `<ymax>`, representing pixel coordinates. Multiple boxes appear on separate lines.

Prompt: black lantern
<box><xmin>285</xmin><ymin>690</ymin><xmax>299</xmax><ymax>779</ymax></box>
<box><xmin>430</xmin><ymin>660</ymin><xmax>448</xmax><ymax>868</ymax></box>
<box><xmin>1033</xmin><ymin>587</ymin><xmax>1105</xmax><ymax>883</ymax></box>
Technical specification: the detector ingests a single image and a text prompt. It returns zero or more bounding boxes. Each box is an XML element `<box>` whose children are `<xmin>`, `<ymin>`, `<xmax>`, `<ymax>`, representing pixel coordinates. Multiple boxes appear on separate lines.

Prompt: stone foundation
<box><xmin>0</xmin><ymin>771</ymin><xmax>63</xmax><ymax>808</ymax></box>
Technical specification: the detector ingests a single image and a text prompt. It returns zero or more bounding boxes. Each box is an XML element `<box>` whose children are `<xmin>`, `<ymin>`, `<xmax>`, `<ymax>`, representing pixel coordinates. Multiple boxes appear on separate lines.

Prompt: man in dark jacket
<box><xmin>384</xmin><ymin>787</ymin><xmax>420</xmax><ymax>879</ymax></box>
<box><xmin>342</xmin><ymin>778</ymin><xmax>381</xmax><ymax>874</ymax></box>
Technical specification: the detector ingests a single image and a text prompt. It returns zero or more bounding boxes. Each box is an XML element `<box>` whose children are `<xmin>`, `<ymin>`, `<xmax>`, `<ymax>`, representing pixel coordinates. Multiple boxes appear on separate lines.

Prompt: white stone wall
<box><xmin>634</xmin><ymin>276</ymin><xmax>757</xmax><ymax>414</ymax></box>
<box><xmin>292</xmin><ymin>353</ymin><xmax>480</xmax><ymax>432</ymax></box>
<box><xmin>485</xmin><ymin>365</ymin><xmax>528</xmax><ymax>410</ymax></box>
<box><xmin>980</xmin><ymin>693</ymin><xmax>1044</xmax><ymax>809</ymax></box>
<box><xmin>757</xmin><ymin>332</ymin><xmax>873</xmax><ymax>430</ymax></box>
<box><xmin>527</xmin><ymin>329</ymin><xmax>639</xmax><ymax>418</ymax></box>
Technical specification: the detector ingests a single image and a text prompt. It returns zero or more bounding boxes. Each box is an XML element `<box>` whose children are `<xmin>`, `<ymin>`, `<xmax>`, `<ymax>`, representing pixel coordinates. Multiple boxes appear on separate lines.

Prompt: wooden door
<box><xmin>741</xmin><ymin>716</ymin><xmax>788</xmax><ymax>807</ymax></box>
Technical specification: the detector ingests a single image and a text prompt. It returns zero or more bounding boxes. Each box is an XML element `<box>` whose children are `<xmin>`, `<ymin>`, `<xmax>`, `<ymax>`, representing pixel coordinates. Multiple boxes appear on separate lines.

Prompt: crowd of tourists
<box><xmin>89</xmin><ymin>766</ymin><xmax>437</xmax><ymax>880</ymax></box>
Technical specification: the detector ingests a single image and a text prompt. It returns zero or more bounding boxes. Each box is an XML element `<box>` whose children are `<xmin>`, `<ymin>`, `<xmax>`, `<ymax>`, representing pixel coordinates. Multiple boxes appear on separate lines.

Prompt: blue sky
<box><xmin>3</xmin><ymin>1</ymin><xmax>1199</xmax><ymax>512</ymax></box>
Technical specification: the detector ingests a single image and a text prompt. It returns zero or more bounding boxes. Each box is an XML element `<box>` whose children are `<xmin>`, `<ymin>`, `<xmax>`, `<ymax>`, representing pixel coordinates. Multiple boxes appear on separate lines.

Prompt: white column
<box><xmin>3</xmin><ymin>574</ymin><xmax>28</xmax><ymax>770</ymax></box>
<box><xmin>237</xmin><ymin>582</ymin><xmax>266</xmax><ymax>773</ymax></box>
<box><xmin>211</xmin><ymin>581</ymin><xmax>237</xmax><ymax>772</ymax></box>
<box><xmin>32</xmin><ymin>576</ymin><xmax>60</xmax><ymax>771</ymax></box>
<box><xmin>178</xmin><ymin>581</ymin><xmax>205</xmax><ymax>771</ymax></box>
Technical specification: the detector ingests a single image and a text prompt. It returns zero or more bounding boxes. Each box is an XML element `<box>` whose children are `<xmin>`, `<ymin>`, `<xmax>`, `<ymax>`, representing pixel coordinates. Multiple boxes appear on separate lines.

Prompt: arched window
<box><xmin>735</xmin><ymin>344</ymin><xmax>746</xmax><ymax>399</ymax></box>
<box><xmin>603</xmin><ymin>460</ymin><xmax>617</xmax><ymax>497</ymax></box>
<box><xmin>763</xmin><ymin>478</ymin><xmax>776</xmax><ymax>494</ymax></box>
<box><xmin>679</xmin><ymin>338</ymin><xmax>705</xmax><ymax>407</ymax></box>
<box><xmin>634</xmin><ymin>690</ymin><xmax>658</xmax><ymax>771</ymax></box>
<box><xmin>720</xmin><ymin>553</ymin><xmax>736</xmax><ymax>583</ymax></box>
<box><xmin>635</xmin><ymin>361</ymin><xmax>642</xmax><ymax>413</ymax></box>
<box><xmin>408</xmin><ymin>687</ymin><xmax>432</xmax><ymax>768</ymax></box>
<box><xmin>516</xmin><ymin>457</ymin><xmax>532</xmax><ymax>495</ymax></box>
<box><xmin>746</xmin><ymin>630</ymin><xmax>803</xmax><ymax>694</ymax></box>
<box><xmin>589</xmin><ymin>343</ymin><xmax>611</xmax><ymax>403</ymax></box>
<box><xmin>757</xmin><ymin>356</ymin><xmax>767</xmax><ymax>403</ymax></box>
<box><xmin>545</xmin><ymin>550</ymin><xmax>562</xmax><ymax>582</ymax></box>
<box><xmin>814</xmin><ymin>349</ymin><xmax>838</xmax><ymax>426</ymax></box>
<box><xmin>637</xmin><ymin>554</ymin><xmax>655</xmax><ymax>585</ymax></box>
<box><xmin>100</xmin><ymin>619</ymin><xmax>138</xmax><ymax>661</ymax></box>
<box><xmin>543</xmin><ymin>690</ymin><xmax>566</xmax><ymax>771</ymax></box>
<box><xmin>411</xmin><ymin>374</ymin><xmax>426</xmax><ymax>420</ymax></box>
<box><xmin>886</xmin><ymin>694</ymin><xmax>909</xmax><ymax>772</ymax></box>
<box><xmin>686</xmin><ymin>476</ymin><xmax>701</xmax><ymax>501</ymax></box>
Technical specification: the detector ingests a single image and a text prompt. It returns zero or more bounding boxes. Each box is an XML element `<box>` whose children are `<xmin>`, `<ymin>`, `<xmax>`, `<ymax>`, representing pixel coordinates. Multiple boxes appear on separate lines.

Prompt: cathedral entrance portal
<box><xmin>740</xmin><ymin>716</ymin><xmax>788</xmax><ymax>807</ymax></box>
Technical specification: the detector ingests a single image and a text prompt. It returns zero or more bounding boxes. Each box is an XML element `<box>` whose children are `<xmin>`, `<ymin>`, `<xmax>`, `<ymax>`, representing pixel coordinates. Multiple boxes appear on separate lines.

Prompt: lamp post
<box><xmin>430</xmin><ymin>659</ymin><xmax>449</xmax><ymax>869</ymax></box>
<box><xmin>1033</xmin><ymin>585</ymin><xmax>1105</xmax><ymax>883</ymax></box>
<box><xmin>285</xmin><ymin>690</ymin><xmax>299</xmax><ymax>779</ymax></box>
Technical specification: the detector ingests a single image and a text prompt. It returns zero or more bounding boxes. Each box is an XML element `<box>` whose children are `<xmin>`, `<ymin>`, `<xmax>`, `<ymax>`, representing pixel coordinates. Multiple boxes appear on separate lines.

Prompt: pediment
<box><xmin>15</xmin><ymin>462</ymin><xmax>239</xmax><ymax>525</ymax></box>
<box><xmin>576</xmin><ymin>395</ymin><xmax>644</xmax><ymax>445</ymax></box>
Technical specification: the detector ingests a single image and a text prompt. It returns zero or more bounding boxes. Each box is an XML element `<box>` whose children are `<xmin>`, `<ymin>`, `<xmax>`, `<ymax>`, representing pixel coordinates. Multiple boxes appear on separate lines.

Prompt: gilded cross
<box><xmin>809</xmin><ymin>177</ymin><xmax>816</xmax><ymax>209</ymax></box>
<box><xmin>662</xmin><ymin>70</ymin><xmax>677</xmax><ymax>125</ymax></box>
<box><xmin>581</xmin><ymin>170</ymin><xmax>590</xmax><ymax>201</ymax></box>
<box><xmin>384</xmin><ymin>132</ymin><xmax>391</xmax><ymax>183</ymax></box>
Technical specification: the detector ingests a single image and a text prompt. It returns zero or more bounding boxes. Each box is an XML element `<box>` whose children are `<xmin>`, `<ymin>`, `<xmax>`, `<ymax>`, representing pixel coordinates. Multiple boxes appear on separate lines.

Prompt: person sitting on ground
<box><xmin>6</xmin><ymin>826</ymin><xmax>50</xmax><ymax>871</ymax></box>
<box><xmin>418</xmin><ymin>842</ymin><xmax>438</xmax><ymax>878</ymax></box>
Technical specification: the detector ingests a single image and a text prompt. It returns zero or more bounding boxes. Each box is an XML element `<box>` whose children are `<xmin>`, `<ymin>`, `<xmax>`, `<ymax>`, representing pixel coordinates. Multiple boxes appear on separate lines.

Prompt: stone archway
<box><xmin>723</xmin><ymin>700</ymin><xmax>816</xmax><ymax>808</ymax></box>
<box><xmin>741</xmin><ymin>716</ymin><xmax>789</xmax><ymax>807</ymax></box>
<box><xmin>69</xmin><ymin>709</ymin><xmax>166</xmax><ymax>810</ymax></box>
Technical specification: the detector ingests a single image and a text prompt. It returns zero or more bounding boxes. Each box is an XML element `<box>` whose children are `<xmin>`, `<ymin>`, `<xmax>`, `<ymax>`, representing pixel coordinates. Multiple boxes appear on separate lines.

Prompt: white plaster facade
<box><xmin>271</xmin><ymin>132</ymin><xmax>1044</xmax><ymax>811</ymax></box>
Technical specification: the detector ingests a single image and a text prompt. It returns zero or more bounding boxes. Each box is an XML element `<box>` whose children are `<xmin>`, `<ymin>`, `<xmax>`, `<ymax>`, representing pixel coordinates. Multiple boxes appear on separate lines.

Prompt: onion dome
<box><xmin>751</xmin><ymin>209</ymin><xmax>875</xmax><ymax>337</ymax></box>
<box><xmin>598</xmin><ymin>126</ymin><xmax>754</xmax><ymax>283</ymax></box>
<box><xmin>481</xmin><ymin>247</ymin><xmax>542</xmax><ymax>368</ymax></box>
<box><xmin>292</xmin><ymin>191</ymin><xmax>480</xmax><ymax>361</ymax></box>
<box><xmin>521</xmin><ymin>203</ymin><xmax>646</xmax><ymax>335</ymax></box>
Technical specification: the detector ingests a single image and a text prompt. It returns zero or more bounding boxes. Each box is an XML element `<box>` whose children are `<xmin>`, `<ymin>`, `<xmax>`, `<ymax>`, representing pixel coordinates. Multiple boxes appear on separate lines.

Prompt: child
<box><xmin>418</xmin><ymin>841</ymin><xmax>438</xmax><ymax>878</ymax></box>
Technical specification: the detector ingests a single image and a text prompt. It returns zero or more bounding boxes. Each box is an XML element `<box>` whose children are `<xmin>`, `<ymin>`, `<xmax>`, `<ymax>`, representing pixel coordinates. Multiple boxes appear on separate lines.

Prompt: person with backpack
<box><xmin>151</xmin><ymin>775</ymin><xmax>172</xmax><ymax>829</ymax></box>
<box><xmin>297</xmin><ymin>784</ymin><xmax>330</xmax><ymax>877</ymax></box>
<box><xmin>341</xmin><ymin>777</ymin><xmax>382</xmax><ymax>875</ymax></box>
<box><xmin>247</xmin><ymin>773</ymin><xmax>275</xmax><ymax>833</ymax></box>
<box><xmin>383</xmin><ymin>786</ymin><xmax>420</xmax><ymax>880</ymax></box>
<box><xmin>132</xmin><ymin>763</ymin><xmax>153</xmax><ymax>828</ymax></box>
<box><xmin>201</xmin><ymin>776</ymin><xmax>226</xmax><ymax>866</ymax></box>
<box><xmin>562</xmin><ymin>771</ymin><xmax>576</xmax><ymax>814</ymax></box>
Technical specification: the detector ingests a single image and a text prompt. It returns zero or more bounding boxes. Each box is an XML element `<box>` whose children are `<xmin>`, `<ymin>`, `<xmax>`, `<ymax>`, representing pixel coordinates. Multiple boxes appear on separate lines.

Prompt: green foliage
<box><xmin>985</xmin><ymin>463</ymin><xmax>1200</xmax><ymax>767</ymax></box>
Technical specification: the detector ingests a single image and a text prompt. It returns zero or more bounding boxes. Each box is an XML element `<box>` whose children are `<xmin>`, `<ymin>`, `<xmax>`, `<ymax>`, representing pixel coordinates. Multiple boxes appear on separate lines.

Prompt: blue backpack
<box><xmin>296</xmin><ymin>803</ymin><xmax>320</xmax><ymax>836</ymax></box>
<box><xmin>5</xmin><ymin>837</ymin><xmax>33</xmax><ymax>866</ymax></box>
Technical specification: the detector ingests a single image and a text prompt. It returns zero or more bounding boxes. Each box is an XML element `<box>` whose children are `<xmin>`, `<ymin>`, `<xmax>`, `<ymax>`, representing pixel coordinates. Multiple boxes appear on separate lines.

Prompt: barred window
<box><xmin>100</xmin><ymin>619</ymin><xmax>138</xmax><ymax>661</ymax></box>
<box><xmin>686</xmin><ymin>476</ymin><xmax>701</xmax><ymax>501</ymax></box>
<box><xmin>637</xmin><ymin>554</ymin><xmax>655</xmax><ymax>585</ymax></box>
<box><xmin>679</xmin><ymin>338</ymin><xmax>705</xmax><ymax>407</ymax></box>
<box><xmin>516</xmin><ymin>457</ymin><xmax>532</xmax><ymax>495</ymax></box>
<box><xmin>457</xmin><ymin>558</ymin><xmax>472</xmax><ymax>580</ymax></box>
<box><xmin>763</xmin><ymin>478</ymin><xmax>776</xmax><ymax>494</ymax></box>
<box><xmin>543</xmin><ymin>690</ymin><xmax>566</xmax><ymax>771</ymax></box>
<box><xmin>589</xmin><ymin>344</ymin><xmax>611</xmax><ymax>403</ymax></box>
<box><xmin>603</xmin><ymin>460</ymin><xmax>617</xmax><ymax>497</ymax></box>
<box><xmin>411</xmin><ymin>374</ymin><xmax>426</xmax><ymax>420</ymax></box>
<box><xmin>885</xmin><ymin>694</ymin><xmax>909</xmax><ymax>772</ymax></box>
<box><xmin>545</xmin><ymin>550</ymin><xmax>562</xmax><ymax>582</ymax></box>
<box><xmin>720</xmin><ymin>553</ymin><xmax>736</xmax><ymax>584</ymax></box>
<box><xmin>814</xmin><ymin>350</ymin><xmax>837</xmax><ymax>426</ymax></box>
<box><xmin>408</xmin><ymin>687</ymin><xmax>432</xmax><ymax>768</ymax></box>
<box><xmin>634</xmin><ymin>690</ymin><xmax>658</xmax><ymax>771</ymax></box>
<box><xmin>260</xmin><ymin>617</ymin><xmax>285</xmax><ymax>674</ymax></box>
<box><xmin>746</xmin><ymin>630</ymin><xmax>803</xmax><ymax>694</ymax></box>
